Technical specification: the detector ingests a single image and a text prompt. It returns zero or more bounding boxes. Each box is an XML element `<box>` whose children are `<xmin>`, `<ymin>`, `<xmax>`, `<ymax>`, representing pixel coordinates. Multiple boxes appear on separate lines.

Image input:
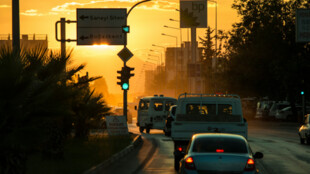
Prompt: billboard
<box><xmin>180</xmin><ymin>0</ymin><xmax>207</xmax><ymax>28</ymax></box>
<box><xmin>296</xmin><ymin>9</ymin><xmax>310</xmax><ymax>42</ymax></box>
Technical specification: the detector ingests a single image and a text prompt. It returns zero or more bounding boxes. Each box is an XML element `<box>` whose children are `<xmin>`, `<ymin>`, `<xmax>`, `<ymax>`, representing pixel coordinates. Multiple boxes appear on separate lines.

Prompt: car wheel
<box><xmin>174</xmin><ymin>156</ymin><xmax>180</xmax><ymax>171</ymax></box>
<box><xmin>139</xmin><ymin>127</ymin><xmax>144</xmax><ymax>133</ymax></box>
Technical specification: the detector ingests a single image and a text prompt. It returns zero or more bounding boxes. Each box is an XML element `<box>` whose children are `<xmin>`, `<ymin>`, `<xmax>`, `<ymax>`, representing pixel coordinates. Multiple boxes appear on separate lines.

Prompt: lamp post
<box><xmin>208</xmin><ymin>0</ymin><xmax>218</xmax><ymax>69</ymax></box>
<box><xmin>164</xmin><ymin>25</ymin><xmax>182</xmax><ymax>47</ymax></box>
<box><xmin>149</xmin><ymin>51</ymin><xmax>162</xmax><ymax>65</ymax></box>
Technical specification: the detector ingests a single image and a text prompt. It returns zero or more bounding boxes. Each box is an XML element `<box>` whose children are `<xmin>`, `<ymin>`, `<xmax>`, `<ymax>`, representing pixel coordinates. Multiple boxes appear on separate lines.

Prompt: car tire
<box><xmin>174</xmin><ymin>156</ymin><xmax>180</xmax><ymax>171</ymax></box>
<box><xmin>139</xmin><ymin>127</ymin><xmax>144</xmax><ymax>133</ymax></box>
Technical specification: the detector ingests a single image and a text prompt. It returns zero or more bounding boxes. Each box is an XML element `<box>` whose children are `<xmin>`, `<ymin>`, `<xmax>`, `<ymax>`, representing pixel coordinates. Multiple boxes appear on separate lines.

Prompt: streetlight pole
<box><xmin>208</xmin><ymin>0</ymin><xmax>218</xmax><ymax>69</ymax></box>
<box><xmin>12</xmin><ymin>0</ymin><xmax>20</xmax><ymax>53</ymax></box>
<box><xmin>149</xmin><ymin>50</ymin><xmax>162</xmax><ymax>66</ymax></box>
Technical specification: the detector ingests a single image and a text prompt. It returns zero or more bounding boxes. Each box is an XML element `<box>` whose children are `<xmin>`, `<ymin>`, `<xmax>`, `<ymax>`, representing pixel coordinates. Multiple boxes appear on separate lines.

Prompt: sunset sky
<box><xmin>0</xmin><ymin>0</ymin><xmax>239</xmax><ymax>95</ymax></box>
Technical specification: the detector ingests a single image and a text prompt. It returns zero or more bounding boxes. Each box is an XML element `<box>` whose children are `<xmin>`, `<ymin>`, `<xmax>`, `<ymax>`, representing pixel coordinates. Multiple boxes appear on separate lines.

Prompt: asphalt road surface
<box><xmin>102</xmin><ymin>120</ymin><xmax>310</xmax><ymax>174</ymax></box>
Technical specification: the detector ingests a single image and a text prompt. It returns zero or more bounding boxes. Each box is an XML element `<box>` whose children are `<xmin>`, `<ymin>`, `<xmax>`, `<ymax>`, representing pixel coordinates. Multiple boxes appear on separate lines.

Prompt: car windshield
<box><xmin>192</xmin><ymin>137</ymin><xmax>248</xmax><ymax>154</ymax></box>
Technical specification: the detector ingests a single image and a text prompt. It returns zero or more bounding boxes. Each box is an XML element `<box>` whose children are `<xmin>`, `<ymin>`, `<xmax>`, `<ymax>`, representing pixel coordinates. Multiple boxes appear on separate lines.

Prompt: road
<box><xmin>102</xmin><ymin>120</ymin><xmax>310</xmax><ymax>174</ymax></box>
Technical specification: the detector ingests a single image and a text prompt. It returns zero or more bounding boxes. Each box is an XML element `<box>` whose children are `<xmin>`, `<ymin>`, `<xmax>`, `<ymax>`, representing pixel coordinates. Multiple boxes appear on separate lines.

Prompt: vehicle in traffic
<box><xmin>136</xmin><ymin>95</ymin><xmax>177</xmax><ymax>133</ymax></box>
<box><xmin>268</xmin><ymin>101</ymin><xmax>290</xmax><ymax>120</ymax></box>
<box><xmin>255</xmin><ymin>100</ymin><xmax>274</xmax><ymax>119</ymax></box>
<box><xmin>299</xmin><ymin>114</ymin><xmax>310</xmax><ymax>144</ymax></box>
<box><xmin>179</xmin><ymin>133</ymin><xmax>263</xmax><ymax>174</ymax></box>
<box><xmin>171</xmin><ymin>93</ymin><xmax>248</xmax><ymax>171</ymax></box>
<box><xmin>275</xmin><ymin>106</ymin><xmax>309</xmax><ymax>121</ymax></box>
<box><xmin>164</xmin><ymin>105</ymin><xmax>177</xmax><ymax>136</ymax></box>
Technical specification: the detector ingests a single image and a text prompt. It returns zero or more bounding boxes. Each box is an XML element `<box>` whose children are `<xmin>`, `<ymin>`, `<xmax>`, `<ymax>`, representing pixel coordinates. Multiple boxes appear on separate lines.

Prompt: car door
<box><xmin>300</xmin><ymin>115</ymin><xmax>309</xmax><ymax>139</ymax></box>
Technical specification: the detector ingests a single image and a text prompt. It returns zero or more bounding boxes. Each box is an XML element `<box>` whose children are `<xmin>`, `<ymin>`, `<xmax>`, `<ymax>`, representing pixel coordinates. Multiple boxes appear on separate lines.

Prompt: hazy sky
<box><xmin>0</xmin><ymin>0</ymin><xmax>239</xmax><ymax>95</ymax></box>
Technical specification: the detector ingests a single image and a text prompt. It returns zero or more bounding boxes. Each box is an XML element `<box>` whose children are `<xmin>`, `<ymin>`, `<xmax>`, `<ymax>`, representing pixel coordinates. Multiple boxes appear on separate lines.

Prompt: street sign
<box><xmin>118</xmin><ymin>47</ymin><xmax>133</xmax><ymax>62</ymax></box>
<box><xmin>180</xmin><ymin>0</ymin><xmax>207</xmax><ymax>28</ymax></box>
<box><xmin>296</xmin><ymin>9</ymin><xmax>310</xmax><ymax>43</ymax></box>
<box><xmin>77</xmin><ymin>8</ymin><xmax>127</xmax><ymax>45</ymax></box>
<box><xmin>105</xmin><ymin>116</ymin><xmax>128</xmax><ymax>135</ymax></box>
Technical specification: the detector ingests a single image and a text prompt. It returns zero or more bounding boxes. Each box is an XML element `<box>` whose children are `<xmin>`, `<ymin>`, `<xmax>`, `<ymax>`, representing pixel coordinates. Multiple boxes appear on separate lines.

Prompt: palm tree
<box><xmin>0</xmin><ymin>45</ymin><xmax>110</xmax><ymax>173</ymax></box>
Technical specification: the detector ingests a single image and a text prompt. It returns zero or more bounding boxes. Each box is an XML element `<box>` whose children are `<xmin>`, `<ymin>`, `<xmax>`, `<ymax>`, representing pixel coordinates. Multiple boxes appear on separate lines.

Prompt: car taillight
<box><xmin>244</xmin><ymin>159</ymin><xmax>255</xmax><ymax>171</ymax></box>
<box><xmin>216</xmin><ymin>149</ymin><xmax>224</xmax><ymax>153</ymax></box>
<box><xmin>184</xmin><ymin>157</ymin><xmax>196</xmax><ymax>170</ymax></box>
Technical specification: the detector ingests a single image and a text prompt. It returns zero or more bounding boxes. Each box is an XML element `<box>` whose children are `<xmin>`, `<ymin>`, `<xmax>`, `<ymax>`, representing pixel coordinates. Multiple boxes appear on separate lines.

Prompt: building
<box><xmin>164</xmin><ymin>41</ymin><xmax>204</xmax><ymax>97</ymax></box>
<box><xmin>0</xmin><ymin>34</ymin><xmax>48</xmax><ymax>51</ymax></box>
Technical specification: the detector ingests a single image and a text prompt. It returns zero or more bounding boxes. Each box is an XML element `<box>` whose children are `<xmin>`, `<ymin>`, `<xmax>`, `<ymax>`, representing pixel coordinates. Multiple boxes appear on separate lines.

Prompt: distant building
<box><xmin>165</xmin><ymin>41</ymin><xmax>204</xmax><ymax>95</ymax></box>
<box><xmin>0</xmin><ymin>34</ymin><xmax>48</xmax><ymax>50</ymax></box>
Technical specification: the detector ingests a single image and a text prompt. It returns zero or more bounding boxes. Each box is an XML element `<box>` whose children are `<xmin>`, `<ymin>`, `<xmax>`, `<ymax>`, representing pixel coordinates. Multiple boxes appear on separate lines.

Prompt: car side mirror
<box><xmin>253</xmin><ymin>152</ymin><xmax>263</xmax><ymax>159</ymax></box>
<box><xmin>135</xmin><ymin>106</ymin><xmax>137</xmax><ymax>110</ymax></box>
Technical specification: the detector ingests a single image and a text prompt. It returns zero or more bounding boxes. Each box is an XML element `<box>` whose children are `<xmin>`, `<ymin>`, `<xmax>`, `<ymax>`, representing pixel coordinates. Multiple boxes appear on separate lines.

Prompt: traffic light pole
<box><xmin>123</xmin><ymin>61</ymin><xmax>128</xmax><ymax>121</ymax></box>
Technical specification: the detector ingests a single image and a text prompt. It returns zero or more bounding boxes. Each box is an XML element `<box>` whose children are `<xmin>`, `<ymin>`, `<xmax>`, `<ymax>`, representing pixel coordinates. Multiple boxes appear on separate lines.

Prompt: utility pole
<box><xmin>12</xmin><ymin>0</ymin><xmax>20</xmax><ymax>53</ymax></box>
<box><xmin>61</xmin><ymin>18</ymin><xmax>66</xmax><ymax>58</ymax></box>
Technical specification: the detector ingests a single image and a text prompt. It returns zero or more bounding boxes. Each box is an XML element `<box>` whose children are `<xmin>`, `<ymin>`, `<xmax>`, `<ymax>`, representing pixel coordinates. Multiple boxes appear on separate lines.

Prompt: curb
<box><xmin>83</xmin><ymin>134</ymin><xmax>143</xmax><ymax>174</ymax></box>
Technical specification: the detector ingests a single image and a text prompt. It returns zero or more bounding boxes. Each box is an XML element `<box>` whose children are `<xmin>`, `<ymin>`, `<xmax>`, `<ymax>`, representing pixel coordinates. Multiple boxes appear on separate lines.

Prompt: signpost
<box><xmin>296</xmin><ymin>9</ymin><xmax>310</xmax><ymax>43</ymax></box>
<box><xmin>77</xmin><ymin>8</ymin><xmax>127</xmax><ymax>45</ymax></box>
<box><xmin>180</xmin><ymin>0</ymin><xmax>207</xmax><ymax>28</ymax></box>
<box><xmin>56</xmin><ymin>1</ymin><xmax>151</xmax><ymax>126</ymax></box>
<box><xmin>105</xmin><ymin>116</ymin><xmax>128</xmax><ymax>135</ymax></box>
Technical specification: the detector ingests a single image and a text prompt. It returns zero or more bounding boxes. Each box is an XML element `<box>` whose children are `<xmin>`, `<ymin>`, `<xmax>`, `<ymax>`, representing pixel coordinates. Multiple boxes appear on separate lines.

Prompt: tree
<box><xmin>199</xmin><ymin>27</ymin><xmax>229</xmax><ymax>93</ymax></box>
<box><xmin>222</xmin><ymin>0</ymin><xmax>310</xmax><ymax>122</ymax></box>
<box><xmin>0</xmin><ymin>45</ymin><xmax>111</xmax><ymax>173</ymax></box>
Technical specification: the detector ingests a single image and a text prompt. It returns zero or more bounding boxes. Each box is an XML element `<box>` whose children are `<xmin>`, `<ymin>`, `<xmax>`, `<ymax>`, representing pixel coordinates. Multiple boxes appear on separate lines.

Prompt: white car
<box><xmin>179</xmin><ymin>133</ymin><xmax>263</xmax><ymax>174</ymax></box>
<box><xmin>299</xmin><ymin>114</ymin><xmax>310</xmax><ymax>144</ymax></box>
<box><xmin>275</xmin><ymin>106</ymin><xmax>309</xmax><ymax>120</ymax></box>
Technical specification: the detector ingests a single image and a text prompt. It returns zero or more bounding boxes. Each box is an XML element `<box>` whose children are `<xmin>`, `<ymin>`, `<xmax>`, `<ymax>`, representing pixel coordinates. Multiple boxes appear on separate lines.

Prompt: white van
<box><xmin>136</xmin><ymin>95</ymin><xmax>177</xmax><ymax>133</ymax></box>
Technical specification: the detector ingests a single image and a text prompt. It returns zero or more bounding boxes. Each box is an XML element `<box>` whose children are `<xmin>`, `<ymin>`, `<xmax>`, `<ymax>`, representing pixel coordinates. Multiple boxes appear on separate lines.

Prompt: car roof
<box><xmin>141</xmin><ymin>96</ymin><xmax>176</xmax><ymax>100</ymax></box>
<box><xmin>192</xmin><ymin>133</ymin><xmax>247</xmax><ymax>141</ymax></box>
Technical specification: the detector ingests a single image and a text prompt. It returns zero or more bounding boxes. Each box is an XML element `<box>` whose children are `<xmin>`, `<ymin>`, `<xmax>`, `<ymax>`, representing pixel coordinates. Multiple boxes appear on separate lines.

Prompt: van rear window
<box><xmin>139</xmin><ymin>100</ymin><xmax>150</xmax><ymax>110</ymax></box>
<box><xmin>177</xmin><ymin>104</ymin><xmax>241</xmax><ymax>122</ymax></box>
<box><xmin>153</xmin><ymin>101</ymin><xmax>163</xmax><ymax>111</ymax></box>
<box><xmin>192</xmin><ymin>137</ymin><xmax>248</xmax><ymax>153</ymax></box>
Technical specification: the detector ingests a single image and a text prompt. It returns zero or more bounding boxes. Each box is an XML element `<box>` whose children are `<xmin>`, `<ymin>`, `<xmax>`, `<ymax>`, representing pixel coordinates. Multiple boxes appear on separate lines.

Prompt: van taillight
<box><xmin>244</xmin><ymin>159</ymin><xmax>255</xmax><ymax>171</ymax></box>
<box><xmin>185</xmin><ymin>157</ymin><xmax>196</xmax><ymax>170</ymax></box>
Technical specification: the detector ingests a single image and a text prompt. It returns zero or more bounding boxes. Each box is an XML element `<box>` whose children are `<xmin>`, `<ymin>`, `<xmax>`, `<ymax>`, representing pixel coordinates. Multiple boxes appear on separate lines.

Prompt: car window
<box><xmin>192</xmin><ymin>137</ymin><xmax>248</xmax><ymax>153</ymax></box>
<box><xmin>153</xmin><ymin>101</ymin><xmax>163</xmax><ymax>111</ymax></box>
<box><xmin>139</xmin><ymin>100</ymin><xmax>150</xmax><ymax>111</ymax></box>
<box><xmin>186</xmin><ymin>104</ymin><xmax>216</xmax><ymax>115</ymax></box>
<box><xmin>165</xmin><ymin>101</ymin><xmax>175</xmax><ymax>111</ymax></box>
<box><xmin>218</xmin><ymin>104</ymin><xmax>233</xmax><ymax>115</ymax></box>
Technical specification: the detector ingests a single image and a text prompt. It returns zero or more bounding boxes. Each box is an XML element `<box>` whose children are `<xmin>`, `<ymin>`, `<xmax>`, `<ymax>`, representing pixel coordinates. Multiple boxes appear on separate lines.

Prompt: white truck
<box><xmin>136</xmin><ymin>95</ymin><xmax>177</xmax><ymax>133</ymax></box>
<box><xmin>171</xmin><ymin>93</ymin><xmax>248</xmax><ymax>171</ymax></box>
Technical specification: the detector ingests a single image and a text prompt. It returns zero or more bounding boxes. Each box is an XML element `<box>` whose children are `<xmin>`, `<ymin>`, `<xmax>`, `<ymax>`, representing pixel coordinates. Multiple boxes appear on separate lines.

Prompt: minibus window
<box><xmin>153</xmin><ymin>101</ymin><xmax>163</xmax><ymax>111</ymax></box>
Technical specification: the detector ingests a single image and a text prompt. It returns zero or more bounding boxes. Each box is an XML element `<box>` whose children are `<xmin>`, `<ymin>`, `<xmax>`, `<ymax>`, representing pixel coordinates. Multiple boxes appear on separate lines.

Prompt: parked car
<box><xmin>179</xmin><ymin>133</ymin><xmax>263</xmax><ymax>174</ymax></box>
<box><xmin>298</xmin><ymin>114</ymin><xmax>310</xmax><ymax>144</ymax></box>
<box><xmin>275</xmin><ymin>106</ymin><xmax>309</xmax><ymax>121</ymax></box>
<box><xmin>299</xmin><ymin>114</ymin><xmax>310</xmax><ymax>144</ymax></box>
<box><xmin>268</xmin><ymin>101</ymin><xmax>290</xmax><ymax>119</ymax></box>
<box><xmin>255</xmin><ymin>100</ymin><xmax>274</xmax><ymax>119</ymax></box>
<box><xmin>164</xmin><ymin>105</ymin><xmax>177</xmax><ymax>136</ymax></box>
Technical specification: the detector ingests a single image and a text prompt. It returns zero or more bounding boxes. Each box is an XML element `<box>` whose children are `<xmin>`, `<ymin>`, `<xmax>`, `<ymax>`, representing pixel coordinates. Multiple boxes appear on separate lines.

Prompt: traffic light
<box><xmin>301</xmin><ymin>91</ymin><xmax>305</xmax><ymax>95</ymax></box>
<box><xmin>117</xmin><ymin>66</ymin><xmax>135</xmax><ymax>90</ymax></box>
<box><xmin>122</xmin><ymin>26</ymin><xmax>130</xmax><ymax>33</ymax></box>
<box><xmin>117</xmin><ymin>68</ymin><xmax>124</xmax><ymax>87</ymax></box>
